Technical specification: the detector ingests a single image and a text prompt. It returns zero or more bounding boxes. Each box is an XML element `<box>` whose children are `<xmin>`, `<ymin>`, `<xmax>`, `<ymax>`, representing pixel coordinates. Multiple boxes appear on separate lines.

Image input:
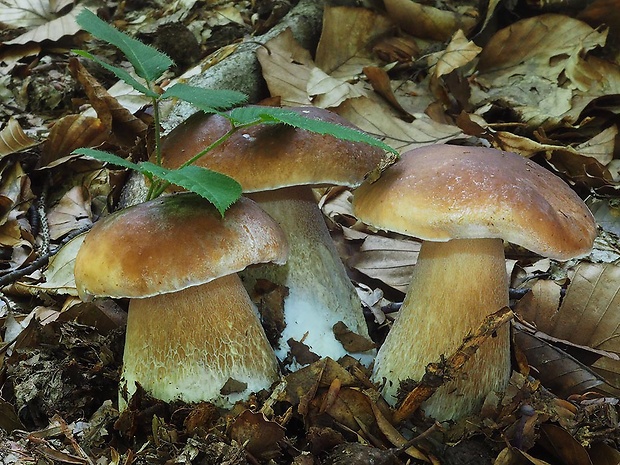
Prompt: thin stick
<box><xmin>393</xmin><ymin>306</ymin><xmax>514</xmax><ymax>423</ymax></box>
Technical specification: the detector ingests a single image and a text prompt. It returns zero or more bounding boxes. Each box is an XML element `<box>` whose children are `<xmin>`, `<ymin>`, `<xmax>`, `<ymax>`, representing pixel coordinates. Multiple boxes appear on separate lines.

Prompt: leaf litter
<box><xmin>2</xmin><ymin>0</ymin><xmax>620</xmax><ymax>463</ymax></box>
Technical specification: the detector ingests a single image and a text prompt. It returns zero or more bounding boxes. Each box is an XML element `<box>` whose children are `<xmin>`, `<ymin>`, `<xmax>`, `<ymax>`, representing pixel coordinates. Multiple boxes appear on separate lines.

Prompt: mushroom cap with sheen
<box><xmin>160</xmin><ymin>106</ymin><xmax>387</xmax><ymax>192</ymax></box>
<box><xmin>353</xmin><ymin>145</ymin><xmax>597</xmax><ymax>260</ymax></box>
<box><xmin>74</xmin><ymin>194</ymin><xmax>289</xmax><ymax>300</ymax></box>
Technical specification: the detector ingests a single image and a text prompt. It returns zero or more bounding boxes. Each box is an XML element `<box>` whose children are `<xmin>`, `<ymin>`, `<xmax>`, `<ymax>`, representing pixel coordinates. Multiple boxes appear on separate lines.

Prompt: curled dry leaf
<box><xmin>315</xmin><ymin>5</ymin><xmax>393</xmax><ymax>76</ymax></box>
<box><xmin>383</xmin><ymin>0</ymin><xmax>479</xmax><ymax>42</ymax></box>
<box><xmin>471</xmin><ymin>14</ymin><xmax>618</xmax><ymax>130</ymax></box>
<box><xmin>68</xmin><ymin>57</ymin><xmax>148</xmax><ymax>147</ymax></box>
<box><xmin>427</xmin><ymin>30</ymin><xmax>482</xmax><ymax>80</ymax></box>
<box><xmin>40</xmin><ymin>114</ymin><xmax>108</xmax><ymax>167</ymax></box>
<box><xmin>0</xmin><ymin>118</ymin><xmax>39</xmax><ymax>159</ymax></box>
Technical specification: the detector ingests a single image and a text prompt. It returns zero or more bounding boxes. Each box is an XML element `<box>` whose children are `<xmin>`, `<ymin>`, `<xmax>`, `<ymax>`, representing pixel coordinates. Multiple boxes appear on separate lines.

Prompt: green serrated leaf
<box><xmin>73</xmin><ymin>50</ymin><xmax>158</xmax><ymax>98</ymax></box>
<box><xmin>139</xmin><ymin>162</ymin><xmax>242</xmax><ymax>215</ymax></box>
<box><xmin>74</xmin><ymin>148</ymin><xmax>141</xmax><ymax>170</ymax></box>
<box><xmin>76</xmin><ymin>9</ymin><xmax>173</xmax><ymax>82</ymax></box>
<box><xmin>228</xmin><ymin>106</ymin><xmax>397</xmax><ymax>154</ymax></box>
<box><xmin>161</xmin><ymin>84</ymin><xmax>248</xmax><ymax>113</ymax></box>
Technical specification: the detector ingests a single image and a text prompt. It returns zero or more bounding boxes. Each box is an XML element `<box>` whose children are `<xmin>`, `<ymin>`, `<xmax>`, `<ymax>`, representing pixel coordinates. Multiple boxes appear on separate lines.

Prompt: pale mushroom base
<box><xmin>242</xmin><ymin>186</ymin><xmax>375</xmax><ymax>368</ymax></box>
<box><xmin>121</xmin><ymin>273</ymin><xmax>279</xmax><ymax>409</ymax></box>
<box><xmin>372</xmin><ymin>238</ymin><xmax>511</xmax><ymax>421</ymax></box>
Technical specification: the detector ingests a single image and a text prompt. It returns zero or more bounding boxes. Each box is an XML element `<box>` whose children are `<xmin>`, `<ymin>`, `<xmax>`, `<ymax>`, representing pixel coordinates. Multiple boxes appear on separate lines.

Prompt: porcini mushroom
<box><xmin>352</xmin><ymin>145</ymin><xmax>597</xmax><ymax>421</ymax></box>
<box><xmin>74</xmin><ymin>193</ymin><xmax>287</xmax><ymax>408</ymax></box>
<box><xmin>159</xmin><ymin>107</ymin><xmax>386</xmax><ymax>367</ymax></box>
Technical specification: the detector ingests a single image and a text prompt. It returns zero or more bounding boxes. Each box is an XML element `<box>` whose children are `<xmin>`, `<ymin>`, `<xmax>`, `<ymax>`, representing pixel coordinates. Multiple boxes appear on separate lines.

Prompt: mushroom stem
<box><xmin>242</xmin><ymin>186</ymin><xmax>374</xmax><ymax>367</ymax></box>
<box><xmin>121</xmin><ymin>273</ymin><xmax>279</xmax><ymax>409</ymax></box>
<box><xmin>372</xmin><ymin>238</ymin><xmax>511</xmax><ymax>421</ymax></box>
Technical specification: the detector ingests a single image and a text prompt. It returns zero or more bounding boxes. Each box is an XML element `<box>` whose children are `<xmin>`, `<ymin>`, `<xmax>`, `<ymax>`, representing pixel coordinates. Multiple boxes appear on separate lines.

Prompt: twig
<box><xmin>0</xmin><ymin>224</ymin><xmax>92</xmax><ymax>288</ymax></box>
<box><xmin>392</xmin><ymin>306</ymin><xmax>514</xmax><ymax>423</ymax></box>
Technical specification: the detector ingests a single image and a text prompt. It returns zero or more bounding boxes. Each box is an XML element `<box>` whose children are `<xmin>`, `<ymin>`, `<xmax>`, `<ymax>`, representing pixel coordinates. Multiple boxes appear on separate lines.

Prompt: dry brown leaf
<box><xmin>363</xmin><ymin>66</ymin><xmax>413</xmax><ymax>120</ymax></box>
<box><xmin>0</xmin><ymin>0</ymin><xmax>74</xmax><ymax>28</ymax></box>
<box><xmin>538</xmin><ymin>423</ymin><xmax>593</xmax><ymax>465</ymax></box>
<box><xmin>306</xmin><ymin>68</ymin><xmax>367</xmax><ymax>108</ymax></box>
<box><xmin>68</xmin><ymin>57</ymin><xmax>147</xmax><ymax>147</ymax></box>
<box><xmin>513</xmin><ymin>330</ymin><xmax>604</xmax><ymax>398</ymax></box>
<box><xmin>516</xmin><ymin>263</ymin><xmax>620</xmax><ymax>395</ymax></box>
<box><xmin>588</xmin><ymin>441</ymin><xmax>620</xmax><ymax>465</ymax></box>
<box><xmin>589</xmin><ymin>199</ymin><xmax>620</xmax><ymax>236</ymax></box>
<box><xmin>39</xmin><ymin>114</ymin><xmax>108</xmax><ymax>167</ymax></box>
<box><xmin>495</xmin><ymin>446</ymin><xmax>553</xmax><ymax>465</ymax></box>
<box><xmin>574</xmin><ymin>125</ymin><xmax>617</xmax><ymax>166</ymax></box>
<box><xmin>3</xmin><ymin>5</ymin><xmax>86</xmax><ymax>46</ymax></box>
<box><xmin>477</xmin><ymin>14</ymin><xmax>606</xmax><ymax>81</ymax></box>
<box><xmin>46</xmin><ymin>186</ymin><xmax>93</xmax><ymax>240</ymax></box>
<box><xmin>0</xmin><ymin>118</ymin><xmax>39</xmax><ymax>159</ymax></box>
<box><xmin>428</xmin><ymin>30</ymin><xmax>482</xmax><ymax>80</ymax></box>
<box><xmin>335</xmin><ymin>97</ymin><xmax>463</xmax><ymax>152</ymax></box>
<box><xmin>471</xmin><ymin>14</ymin><xmax>611</xmax><ymax>129</ymax></box>
<box><xmin>256</xmin><ymin>28</ymin><xmax>315</xmax><ymax>106</ymax></box>
<box><xmin>535</xmin><ymin>263</ymin><xmax>620</xmax><ymax>351</ymax></box>
<box><xmin>383</xmin><ymin>0</ymin><xmax>479</xmax><ymax>42</ymax></box>
<box><xmin>229</xmin><ymin>410</ymin><xmax>285</xmax><ymax>461</ymax></box>
<box><xmin>315</xmin><ymin>5</ymin><xmax>393</xmax><ymax>76</ymax></box>
<box><xmin>348</xmin><ymin>234</ymin><xmax>419</xmax><ymax>294</ymax></box>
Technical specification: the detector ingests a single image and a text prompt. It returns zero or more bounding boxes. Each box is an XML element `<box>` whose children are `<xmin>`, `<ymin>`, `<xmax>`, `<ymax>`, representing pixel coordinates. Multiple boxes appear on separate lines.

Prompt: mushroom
<box><xmin>352</xmin><ymin>145</ymin><xmax>597</xmax><ymax>421</ymax></box>
<box><xmin>74</xmin><ymin>193</ymin><xmax>288</xmax><ymax>408</ymax></box>
<box><xmin>159</xmin><ymin>106</ymin><xmax>386</xmax><ymax>367</ymax></box>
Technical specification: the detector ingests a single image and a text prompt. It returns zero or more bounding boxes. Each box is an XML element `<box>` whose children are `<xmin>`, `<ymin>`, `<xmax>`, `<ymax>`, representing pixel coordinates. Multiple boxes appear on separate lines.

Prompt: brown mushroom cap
<box><xmin>160</xmin><ymin>106</ymin><xmax>386</xmax><ymax>192</ymax></box>
<box><xmin>353</xmin><ymin>145</ymin><xmax>597</xmax><ymax>260</ymax></box>
<box><xmin>74</xmin><ymin>194</ymin><xmax>288</xmax><ymax>300</ymax></box>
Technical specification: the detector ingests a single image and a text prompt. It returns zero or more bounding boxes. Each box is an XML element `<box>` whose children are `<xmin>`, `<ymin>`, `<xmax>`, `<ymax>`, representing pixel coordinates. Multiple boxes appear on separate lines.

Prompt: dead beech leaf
<box><xmin>335</xmin><ymin>96</ymin><xmax>463</xmax><ymax>152</ymax></box>
<box><xmin>471</xmin><ymin>14</ymin><xmax>612</xmax><ymax>129</ymax></box>
<box><xmin>68</xmin><ymin>57</ymin><xmax>147</xmax><ymax>147</ymax></box>
<box><xmin>315</xmin><ymin>5</ymin><xmax>393</xmax><ymax>76</ymax></box>
<box><xmin>495</xmin><ymin>446</ymin><xmax>553</xmax><ymax>465</ymax></box>
<box><xmin>283</xmin><ymin>358</ymin><xmax>357</xmax><ymax>416</ymax></box>
<box><xmin>428</xmin><ymin>30</ymin><xmax>482</xmax><ymax>80</ymax></box>
<box><xmin>513</xmin><ymin>330</ymin><xmax>604</xmax><ymax>398</ymax></box>
<box><xmin>522</xmin><ymin>263</ymin><xmax>620</xmax><ymax>353</ymax></box>
<box><xmin>40</xmin><ymin>114</ymin><xmax>108</xmax><ymax>167</ymax></box>
<box><xmin>0</xmin><ymin>0</ymin><xmax>74</xmax><ymax>28</ymax></box>
<box><xmin>348</xmin><ymin>234</ymin><xmax>419</xmax><ymax>293</ymax></box>
<box><xmin>4</xmin><ymin>5</ymin><xmax>86</xmax><ymax>46</ymax></box>
<box><xmin>477</xmin><ymin>14</ymin><xmax>606</xmax><ymax>80</ymax></box>
<box><xmin>46</xmin><ymin>186</ymin><xmax>93</xmax><ymax>240</ymax></box>
<box><xmin>229</xmin><ymin>410</ymin><xmax>285</xmax><ymax>461</ymax></box>
<box><xmin>383</xmin><ymin>0</ymin><xmax>479</xmax><ymax>42</ymax></box>
<box><xmin>0</xmin><ymin>118</ymin><xmax>39</xmax><ymax>158</ymax></box>
<box><xmin>256</xmin><ymin>28</ymin><xmax>314</xmax><ymax>106</ymax></box>
<box><xmin>363</xmin><ymin>66</ymin><xmax>412</xmax><ymax>120</ymax></box>
<box><xmin>307</xmin><ymin>67</ymin><xmax>367</xmax><ymax>108</ymax></box>
<box><xmin>574</xmin><ymin>125</ymin><xmax>617</xmax><ymax>166</ymax></box>
<box><xmin>257</xmin><ymin>28</ymin><xmax>369</xmax><ymax>109</ymax></box>
<box><xmin>538</xmin><ymin>423</ymin><xmax>593</xmax><ymax>465</ymax></box>
<box><xmin>588</xmin><ymin>442</ymin><xmax>620</xmax><ymax>465</ymax></box>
